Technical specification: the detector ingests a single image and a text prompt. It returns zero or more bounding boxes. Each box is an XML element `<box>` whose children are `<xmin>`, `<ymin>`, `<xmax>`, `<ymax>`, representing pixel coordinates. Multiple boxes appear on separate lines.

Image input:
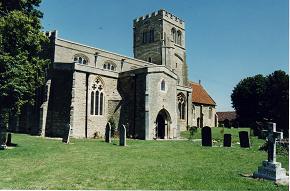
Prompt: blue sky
<box><xmin>39</xmin><ymin>0</ymin><xmax>289</xmax><ymax>111</ymax></box>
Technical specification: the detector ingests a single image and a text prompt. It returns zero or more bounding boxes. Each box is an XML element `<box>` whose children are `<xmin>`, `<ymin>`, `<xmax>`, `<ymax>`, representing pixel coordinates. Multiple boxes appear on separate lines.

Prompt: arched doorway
<box><xmin>155</xmin><ymin>109</ymin><xmax>171</xmax><ymax>139</ymax></box>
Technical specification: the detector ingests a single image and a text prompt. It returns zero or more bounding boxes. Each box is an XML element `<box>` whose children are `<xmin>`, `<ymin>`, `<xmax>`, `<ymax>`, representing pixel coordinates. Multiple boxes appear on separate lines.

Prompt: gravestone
<box><xmin>253</xmin><ymin>122</ymin><xmax>288</xmax><ymax>181</ymax></box>
<box><xmin>6</xmin><ymin>133</ymin><xmax>12</xmax><ymax>146</ymax></box>
<box><xmin>0</xmin><ymin>130</ymin><xmax>7</xmax><ymax>150</ymax></box>
<box><xmin>62</xmin><ymin>124</ymin><xmax>72</xmax><ymax>144</ymax></box>
<box><xmin>223</xmin><ymin>134</ymin><xmax>231</xmax><ymax>147</ymax></box>
<box><xmin>201</xmin><ymin>126</ymin><xmax>212</xmax><ymax>147</ymax></box>
<box><xmin>105</xmin><ymin>122</ymin><xmax>111</xmax><ymax>143</ymax></box>
<box><xmin>239</xmin><ymin>131</ymin><xmax>250</xmax><ymax>148</ymax></box>
<box><xmin>119</xmin><ymin>124</ymin><xmax>126</xmax><ymax>146</ymax></box>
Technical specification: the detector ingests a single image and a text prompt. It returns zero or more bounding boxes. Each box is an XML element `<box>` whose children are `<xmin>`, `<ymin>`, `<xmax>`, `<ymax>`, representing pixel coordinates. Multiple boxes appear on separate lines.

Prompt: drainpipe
<box><xmin>85</xmin><ymin>73</ymin><xmax>89</xmax><ymax>138</ymax></box>
<box><xmin>131</xmin><ymin>74</ymin><xmax>136</xmax><ymax>138</ymax></box>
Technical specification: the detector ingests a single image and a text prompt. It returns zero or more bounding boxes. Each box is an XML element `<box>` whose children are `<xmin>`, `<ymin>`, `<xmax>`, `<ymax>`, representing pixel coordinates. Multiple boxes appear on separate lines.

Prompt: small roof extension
<box><xmin>191</xmin><ymin>82</ymin><xmax>216</xmax><ymax>106</ymax></box>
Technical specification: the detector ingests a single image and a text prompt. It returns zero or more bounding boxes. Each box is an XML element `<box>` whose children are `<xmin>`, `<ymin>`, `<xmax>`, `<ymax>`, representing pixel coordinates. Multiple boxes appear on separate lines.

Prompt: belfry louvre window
<box><xmin>90</xmin><ymin>78</ymin><xmax>104</xmax><ymax>116</ymax></box>
<box><xmin>142</xmin><ymin>29</ymin><xmax>154</xmax><ymax>44</ymax></box>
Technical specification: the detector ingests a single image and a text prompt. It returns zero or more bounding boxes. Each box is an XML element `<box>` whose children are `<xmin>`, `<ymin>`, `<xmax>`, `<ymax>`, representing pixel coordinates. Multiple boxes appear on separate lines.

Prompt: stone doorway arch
<box><xmin>155</xmin><ymin>109</ymin><xmax>171</xmax><ymax>139</ymax></box>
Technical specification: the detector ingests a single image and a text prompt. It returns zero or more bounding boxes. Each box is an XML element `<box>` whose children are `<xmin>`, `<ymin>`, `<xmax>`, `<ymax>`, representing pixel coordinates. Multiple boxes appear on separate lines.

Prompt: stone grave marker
<box><xmin>239</xmin><ymin>131</ymin><xmax>250</xmax><ymax>148</ymax></box>
<box><xmin>223</xmin><ymin>134</ymin><xmax>231</xmax><ymax>147</ymax></box>
<box><xmin>105</xmin><ymin>122</ymin><xmax>111</xmax><ymax>143</ymax></box>
<box><xmin>253</xmin><ymin>122</ymin><xmax>288</xmax><ymax>181</ymax></box>
<box><xmin>62</xmin><ymin>124</ymin><xmax>72</xmax><ymax>144</ymax></box>
<box><xmin>201</xmin><ymin>126</ymin><xmax>212</xmax><ymax>147</ymax></box>
<box><xmin>119</xmin><ymin>124</ymin><xmax>126</xmax><ymax>146</ymax></box>
<box><xmin>6</xmin><ymin>133</ymin><xmax>12</xmax><ymax>146</ymax></box>
<box><xmin>0</xmin><ymin>129</ymin><xmax>7</xmax><ymax>150</ymax></box>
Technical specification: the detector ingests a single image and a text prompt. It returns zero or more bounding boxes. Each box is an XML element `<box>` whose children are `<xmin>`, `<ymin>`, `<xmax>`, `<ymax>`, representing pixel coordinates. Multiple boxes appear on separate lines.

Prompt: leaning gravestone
<box><xmin>202</xmin><ymin>126</ymin><xmax>212</xmax><ymax>147</ymax></box>
<box><xmin>105</xmin><ymin>122</ymin><xmax>111</xmax><ymax>143</ymax></box>
<box><xmin>239</xmin><ymin>131</ymin><xmax>250</xmax><ymax>148</ymax></box>
<box><xmin>223</xmin><ymin>134</ymin><xmax>231</xmax><ymax>147</ymax></box>
<box><xmin>119</xmin><ymin>124</ymin><xmax>126</xmax><ymax>146</ymax></box>
<box><xmin>253</xmin><ymin>122</ymin><xmax>288</xmax><ymax>181</ymax></box>
<box><xmin>62</xmin><ymin>124</ymin><xmax>72</xmax><ymax>144</ymax></box>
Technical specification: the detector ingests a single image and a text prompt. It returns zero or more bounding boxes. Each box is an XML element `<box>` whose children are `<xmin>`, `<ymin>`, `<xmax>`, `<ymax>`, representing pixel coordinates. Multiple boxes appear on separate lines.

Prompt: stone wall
<box><xmin>45</xmin><ymin>69</ymin><xmax>73</xmax><ymax>137</ymax></box>
<box><xmin>192</xmin><ymin>104</ymin><xmax>217</xmax><ymax>127</ymax></box>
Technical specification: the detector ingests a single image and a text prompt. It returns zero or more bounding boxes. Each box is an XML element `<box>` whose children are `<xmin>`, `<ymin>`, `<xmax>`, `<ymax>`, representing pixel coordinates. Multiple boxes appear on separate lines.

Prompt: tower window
<box><xmin>161</xmin><ymin>80</ymin><xmax>165</xmax><ymax>91</ymax></box>
<box><xmin>142</xmin><ymin>29</ymin><xmax>154</xmax><ymax>44</ymax></box>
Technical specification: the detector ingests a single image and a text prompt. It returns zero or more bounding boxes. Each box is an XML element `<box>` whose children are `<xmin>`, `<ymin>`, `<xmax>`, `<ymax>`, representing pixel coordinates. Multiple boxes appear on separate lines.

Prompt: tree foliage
<box><xmin>0</xmin><ymin>0</ymin><xmax>48</xmax><ymax>121</ymax></box>
<box><xmin>231</xmin><ymin>70</ymin><xmax>289</xmax><ymax>135</ymax></box>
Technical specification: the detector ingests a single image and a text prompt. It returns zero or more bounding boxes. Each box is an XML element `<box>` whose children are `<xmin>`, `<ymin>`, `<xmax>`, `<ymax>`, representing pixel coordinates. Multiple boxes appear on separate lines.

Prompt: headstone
<box><xmin>119</xmin><ymin>124</ymin><xmax>126</xmax><ymax>146</ymax></box>
<box><xmin>0</xmin><ymin>130</ymin><xmax>7</xmax><ymax>150</ymax></box>
<box><xmin>253</xmin><ymin>122</ymin><xmax>288</xmax><ymax>181</ymax></box>
<box><xmin>62</xmin><ymin>124</ymin><xmax>72</xmax><ymax>144</ymax></box>
<box><xmin>201</xmin><ymin>126</ymin><xmax>212</xmax><ymax>147</ymax></box>
<box><xmin>239</xmin><ymin>131</ymin><xmax>250</xmax><ymax>148</ymax></box>
<box><xmin>105</xmin><ymin>122</ymin><xmax>111</xmax><ymax>143</ymax></box>
<box><xmin>223</xmin><ymin>134</ymin><xmax>231</xmax><ymax>147</ymax></box>
<box><xmin>6</xmin><ymin>133</ymin><xmax>12</xmax><ymax>146</ymax></box>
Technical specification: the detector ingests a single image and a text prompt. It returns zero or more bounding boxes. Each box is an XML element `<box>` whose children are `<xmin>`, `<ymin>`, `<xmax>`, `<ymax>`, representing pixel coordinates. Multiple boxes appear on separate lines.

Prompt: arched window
<box><xmin>177</xmin><ymin>93</ymin><xmax>186</xmax><ymax>120</ymax></box>
<box><xmin>73</xmin><ymin>54</ymin><xmax>88</xmax><ymax>64</ymax></box>
<box><xmin>103</xmin><ymin>61</ymin><xmax>116</xmax><ymax>71</ymax></box>
<box><xmin>90</xmin><ymin>77</ymin><xmax>104</xmax><ymax>116</ymax></box>
<box><xmin>161</xmin><ymin>80</ymin><xmax>165</xmax><ymax>91</ymax></box>
<box><xmin>209</xmin><ymin>107</ymin><xmax>213</xmax><ymax>119</ymax></box>
<box><xmin>192</xmin><ymin>105</ymin><xmax>195</xmax><ymax>119</ymax></box>
<box><xmin>171</xmin><ymin>28</ymin><xmax>177</xmax><ymax>43</ymax></box>
<box><xmin>148</xmin><ymin>57</ymin><xmax>152</xmax><ymax>62</ymax></box>
<box><xmin>177</xmin><ymin>30</ymin><xmax>182</xmax><ymax>45</ymax></box>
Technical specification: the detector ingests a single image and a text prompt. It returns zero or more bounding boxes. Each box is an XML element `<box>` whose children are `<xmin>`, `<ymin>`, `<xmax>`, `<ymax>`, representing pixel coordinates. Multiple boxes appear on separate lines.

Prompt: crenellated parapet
<box><xmin>133</xmin><ymin>9</ymin><xmax>184</xmax><ymax>28</ymax></box>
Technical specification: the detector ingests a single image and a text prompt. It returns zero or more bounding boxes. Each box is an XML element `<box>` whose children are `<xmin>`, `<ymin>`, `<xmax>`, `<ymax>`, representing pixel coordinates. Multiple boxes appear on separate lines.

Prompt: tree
<box><xmin>231</xmin><ymin>70</ymin><xmax>289</xmax><ymax>135</ymax></box>
<box><xmin>0</xmin><ymin>0</ymin><xmax>48</xmax><ymax>130</ymax></box>
<box><xmin>231</xmin><ymin>74</ymin><xmax>267</xmax><ymax>127</ymax></box>
<box><xmin>263</xmin><ymin>70</ymin><xmax>289</xmax><ymax>135</ymax></box>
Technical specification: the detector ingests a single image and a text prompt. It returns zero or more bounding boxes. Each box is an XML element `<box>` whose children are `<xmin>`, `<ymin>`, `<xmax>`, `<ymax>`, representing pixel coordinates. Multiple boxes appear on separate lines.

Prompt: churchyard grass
<box><xmin>0</xmin><ymin>131</ymin><xmax>288</xmax><ymax>190</ymax></box>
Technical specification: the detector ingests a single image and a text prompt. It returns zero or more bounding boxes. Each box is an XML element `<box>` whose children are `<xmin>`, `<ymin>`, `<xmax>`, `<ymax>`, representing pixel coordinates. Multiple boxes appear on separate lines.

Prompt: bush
<box><xmin>189</xmin><ymin>126</ymin><xmax>198</xmax><ymax>140</ymax></box>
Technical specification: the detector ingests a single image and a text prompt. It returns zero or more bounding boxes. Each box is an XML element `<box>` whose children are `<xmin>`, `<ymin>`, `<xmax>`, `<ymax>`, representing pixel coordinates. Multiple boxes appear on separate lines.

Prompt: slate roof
<box><xmin>191</xmin><ymin>82</ymin><xmax>216</xmax><ymax>106</ymax></box>
<box><xmin>216</xmin><ymin>111</ymin><xmax>237</xmax><ymax>121</ymax></box>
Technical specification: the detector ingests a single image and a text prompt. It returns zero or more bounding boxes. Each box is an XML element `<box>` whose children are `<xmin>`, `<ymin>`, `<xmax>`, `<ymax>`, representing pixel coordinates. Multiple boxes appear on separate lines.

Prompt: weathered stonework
<box><xmin>16</xmin><ymin>9</ymin><xmax>208</xmax><ymax>140</ymax></box>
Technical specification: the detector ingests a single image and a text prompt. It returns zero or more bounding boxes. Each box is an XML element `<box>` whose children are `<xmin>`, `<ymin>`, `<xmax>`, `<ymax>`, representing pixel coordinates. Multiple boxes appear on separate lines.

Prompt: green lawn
<box><xmin>0</xmin><ymin>129</ymin><xmax>288</xmax><ymax>190</ymax></box>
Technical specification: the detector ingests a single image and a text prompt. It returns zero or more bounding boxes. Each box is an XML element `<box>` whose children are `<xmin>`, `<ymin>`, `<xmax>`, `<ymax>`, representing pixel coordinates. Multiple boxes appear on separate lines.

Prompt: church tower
<box><xmin>133</xmin><ymin>9</ymin><xmax>188</xmax><ymax>86</ymax></box>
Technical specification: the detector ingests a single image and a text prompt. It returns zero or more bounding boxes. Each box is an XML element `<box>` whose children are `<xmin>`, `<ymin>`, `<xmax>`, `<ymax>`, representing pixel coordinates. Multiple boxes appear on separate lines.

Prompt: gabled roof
<box><xmin>216</xmin><ymin>111</ymin><xmax>236</xmax><ymax>121</ymax></box>
<box><xmin>191</xmin><ymin>82</ymin><xmax>216</xmax><ymax>106</ymax></box>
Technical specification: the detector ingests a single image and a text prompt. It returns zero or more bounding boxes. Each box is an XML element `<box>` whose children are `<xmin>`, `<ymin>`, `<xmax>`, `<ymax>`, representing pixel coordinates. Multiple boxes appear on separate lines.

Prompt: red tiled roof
<box><xmin>216</xmin><ymin>111</ymin><xmax>236</xmax><ymax>121</ymax></box>
<box><xmin>191</xmin><ymin>82</ymin><xmax>216</xmax><ymax>105</ymax></box>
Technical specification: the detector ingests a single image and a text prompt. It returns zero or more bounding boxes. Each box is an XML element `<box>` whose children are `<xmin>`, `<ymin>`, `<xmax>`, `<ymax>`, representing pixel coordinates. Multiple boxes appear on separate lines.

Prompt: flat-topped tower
<box><xmin>133</xmin><ymin>9</ymin><xmax>188</xmax><ymax>86</ymax></box>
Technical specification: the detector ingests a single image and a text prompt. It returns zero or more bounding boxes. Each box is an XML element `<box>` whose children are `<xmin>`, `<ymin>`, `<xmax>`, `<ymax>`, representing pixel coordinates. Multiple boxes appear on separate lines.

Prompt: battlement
<box><xmin>44</xmin><ymin>30</ymin><xmax>58</xmax><ymax>38</ymax></box>
<box><xmin>133</xmin><ymin>9</ymin><xmax>184</xmax><ymax>26</ymax></box>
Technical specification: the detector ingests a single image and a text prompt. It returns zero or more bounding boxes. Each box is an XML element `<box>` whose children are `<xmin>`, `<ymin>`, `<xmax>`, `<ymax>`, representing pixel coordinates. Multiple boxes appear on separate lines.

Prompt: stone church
<box><xmin>16</xmin><ymin>9</ymin><xmax>216</xmax><ymax>140</ymax></box>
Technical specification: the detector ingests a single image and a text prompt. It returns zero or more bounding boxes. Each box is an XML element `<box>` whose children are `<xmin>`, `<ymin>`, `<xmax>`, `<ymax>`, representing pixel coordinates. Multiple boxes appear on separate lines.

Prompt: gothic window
<box><xmin>73</xmin><ymin>54</ymin><xmax>88</xmax><ymax>64</ymax></box>
<box><xmin>142</xmin><ymin>29</ymin><xmax>154</xmax><ymax>44</ymax></box>
<box><xmin>177</xmin><ymin>30</ymin><xmax>182</xmax><ymax>45</ymax></box>
<box><xmin>161</xmin><ymin>80</ymin><xmax>165</xmax><ymax>91</ymax></box>
<box><xmin>177</xmin><ymin>93</ymin><xmax>186</xmax><ymax>120</ymax></box>
<box><xmin>171</xmin><ymin>28</ymin><xmax>176</xmax><ymax>43</ymax></box>
<box><xmin>90</xmin><ymin>78</ymin><xmax>104</xmax><ymax>116</ymax></box>
<box><xmin>209</xmin><ymin>107</ymin><xmax>213</xmax><ymax>119</ymax></box>
<box><xmin>103</xmin><ymin>61</ymin><xmax>116</xmax><ymax>71</ymax></box>
<box><xmin>192</xmin><ymin>105</ymin><xmax>195</xmax><ymax>119</ymax></box>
